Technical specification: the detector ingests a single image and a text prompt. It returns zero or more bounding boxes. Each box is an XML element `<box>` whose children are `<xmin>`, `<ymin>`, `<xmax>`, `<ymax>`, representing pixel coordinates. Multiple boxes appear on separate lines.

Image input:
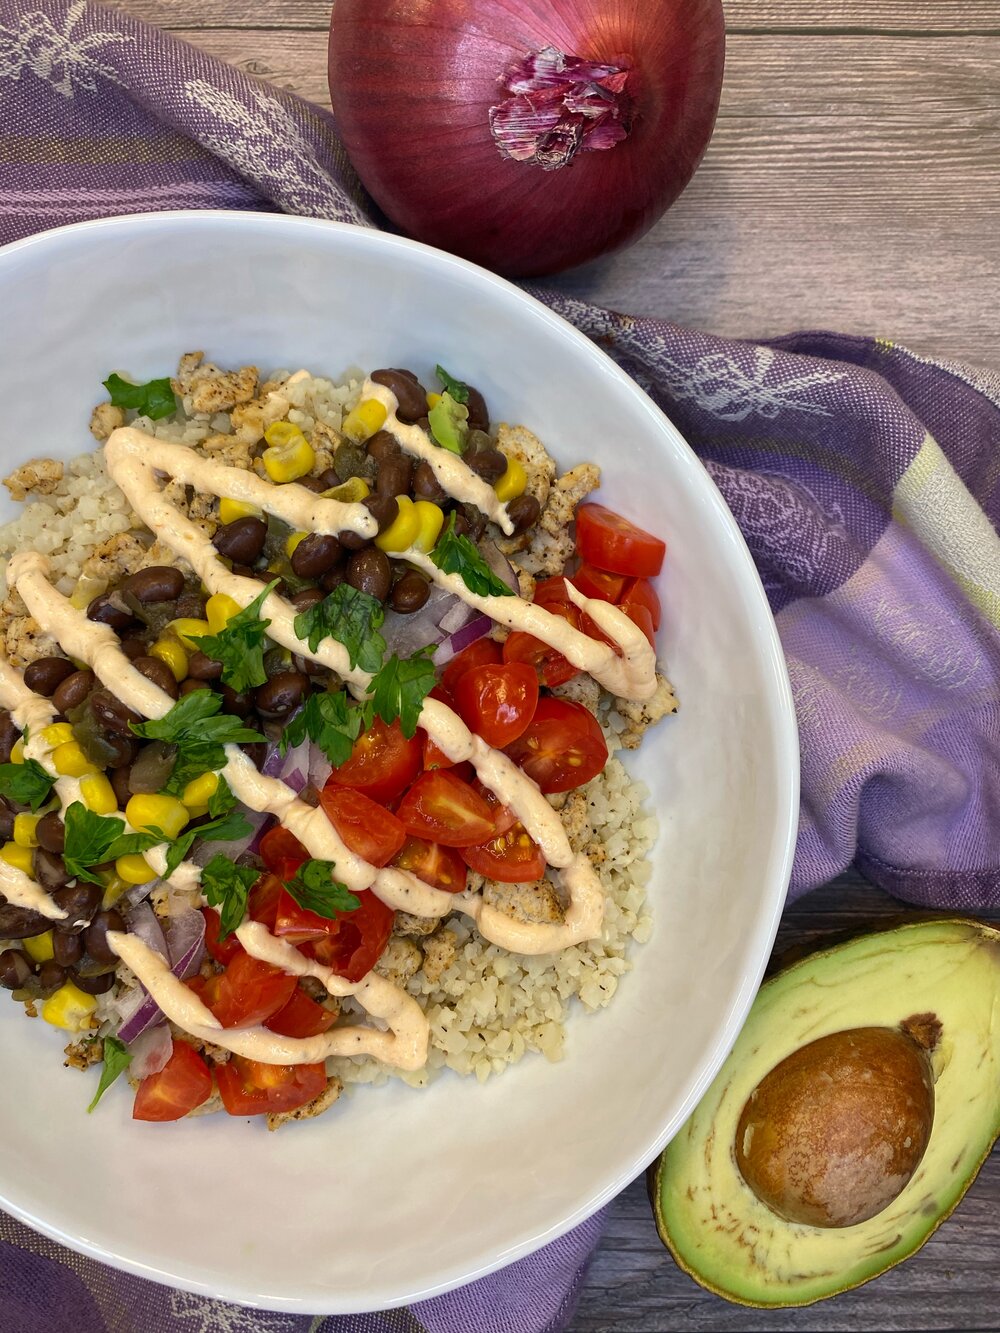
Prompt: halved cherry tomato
<box><xmin>461</xmin><ymin>822</ymin><xmax>546</xmax><ymax>883</ymax></box>
<box><xmin>215</xmin><ymin>1055</ymin><xmax>327</xmax><ymax>1117</ymax></box>
<box><xmin>620</xmin><ymin>577</ymin><xmax>661</xmax><ymax>631</ymax></box>
<box><xmin>575</xmin><ymin>503</ymin><xmax>666</xmax><ymax>578</ymax></box>
<box><xmin>572</xmin><ymin>562</ymin><xmax>628</xmax><ymax>603</ymax></box>
<box><xmin>133</xmin><ymin>1040</ymin><xmax>213</xmax><ymax>1122</ymax></box>
<box><xmin>532</xmin><ymin>576</ymin><xmax>574</xmax><ymax>605</ymax></box>
<box><xmin>454</xmin><ymin>662</ymin><xmax>539</xmax><ymax>749</ymax></box>
<box><xmin>318</xmin><ymin>785</ymin><xmax>406</xmax><ymax>867</ymax></box>
<box><xmin>396</xmin><ymin>770</ymin><xmax>497</xmax><ymax>847</ymax></box>
<box><xmin>248</xmin><ymin>872</ymin><xmax>283</xmax><ymax>931</ymax></box>
<box><xmin>440</xmin><ymin>637</ymin><xmax>502</xmax><ymax>696</ymax></box>
<box><xmin>259</xmin><ymin>826</ymin><xmax>308</xmax><ymax>882</ymax></box>
<box><xmin>472</xmin><ymin>779</ymin><xmax>517</xmax><ymax>837</ymax></box>
<box><xmin>273</xmin><ymin>886</ymin><xmax>342</xmax><ymax>944</ymax></box>
<box><xmin>392</xmin><ymin>835</ymin><xmax>467</xmax><ymax>892</ymax></box>
<box><xmin>502</xmin><ymin>577</ymin><xmax>610</xmax><ymax>688</ymax></box>
<box><xmin>326</xmin><ymin>715</ymin><xmax>422</xmax><ymax>806</ymax></box>
<box><xmin>195</xmin><ymin>951</ymin><xmax>297</xmax><ymax>1028</ymax></box>
<box><xmin>201</xmin><ymin>906</ymin><xmax>244</xmax><ymax>966</ymax></box>
<box><xmin>623</xmin><ymin>602</ymin><xmax>655</xmax><ymax>647</ymax></box>
<box><xmin>422</xmin><ymin>684</ymin><xmax>460</xmax><ymax>770</ymax></box>
<box><xmin>264</xmin><ymin>986</ymin><xmax>336</xmax><ymax>1038</ymax></box>
<box><xmin>504</xmin><ymin>697</ymin><xmax>609</xmax><ymax>793</ymax></box>
<box><xmin>299</xmin><ymin>889</ymin><xmax>394</xmax><ymax>982</ymax></box>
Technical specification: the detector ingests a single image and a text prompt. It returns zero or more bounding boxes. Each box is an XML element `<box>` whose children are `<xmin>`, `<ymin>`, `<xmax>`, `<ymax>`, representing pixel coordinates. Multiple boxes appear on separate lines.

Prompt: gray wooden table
<box><xmin>113</xmin><ymin>2</ymin><xmax>1000</xmax><ymax>1325</ymax></box>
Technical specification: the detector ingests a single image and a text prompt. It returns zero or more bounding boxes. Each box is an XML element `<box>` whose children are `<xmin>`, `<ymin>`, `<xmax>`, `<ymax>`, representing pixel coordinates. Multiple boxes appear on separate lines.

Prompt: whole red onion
<box><xmin>328</xmin><ymin>0</ymin><xmax>725</xmax><ymax>278</ymax></box>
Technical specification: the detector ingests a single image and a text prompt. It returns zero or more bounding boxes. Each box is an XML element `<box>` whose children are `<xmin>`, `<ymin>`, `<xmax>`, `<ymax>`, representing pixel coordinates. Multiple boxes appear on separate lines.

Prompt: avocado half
<box><xmin>651</xmin><ymin>917</ymin><xmax>1000</xmax><ymax>1307</ymax></box>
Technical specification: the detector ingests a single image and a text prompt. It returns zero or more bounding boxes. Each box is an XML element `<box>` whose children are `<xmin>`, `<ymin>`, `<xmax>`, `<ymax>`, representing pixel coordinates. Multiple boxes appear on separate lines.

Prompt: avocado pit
<box><xmin>735</xmin><ymin>1019</ymin><xmax>938</xmax><ymax>1228</ymax></box>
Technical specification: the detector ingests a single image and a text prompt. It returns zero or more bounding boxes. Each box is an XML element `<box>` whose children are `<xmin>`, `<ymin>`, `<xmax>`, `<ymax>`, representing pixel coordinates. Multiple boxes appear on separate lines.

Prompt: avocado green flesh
<box><xmin>654</xmin><ymin>919</ymin><xmax>1000</xmax><ymax>1307</ymax></box>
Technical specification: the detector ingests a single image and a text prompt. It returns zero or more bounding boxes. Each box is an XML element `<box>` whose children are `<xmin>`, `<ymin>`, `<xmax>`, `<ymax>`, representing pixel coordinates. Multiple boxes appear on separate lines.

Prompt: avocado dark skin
<box><xmin>649</xmin><ymin>917</ymin><xmax>1000</xmax><ymax>1307</ymax></box>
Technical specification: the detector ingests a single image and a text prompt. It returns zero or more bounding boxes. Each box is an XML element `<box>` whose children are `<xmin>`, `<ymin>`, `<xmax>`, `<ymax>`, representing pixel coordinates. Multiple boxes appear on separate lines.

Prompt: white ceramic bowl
<box><xmin>0</xmin><ymin>212</ymin><xmax>797</xmax><ymax>1313</ymax></box>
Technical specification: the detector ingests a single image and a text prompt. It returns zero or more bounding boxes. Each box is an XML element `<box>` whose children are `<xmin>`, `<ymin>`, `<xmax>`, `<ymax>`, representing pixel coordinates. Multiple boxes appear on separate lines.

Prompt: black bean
<box><xmin>241</xmin><ymin>741</ymin><xmax>268</xmax><ymax>771</ymax></box>
<box><xmin>51</xmin><ymin>884</ymin><xmax>102</xmax><ymax>934</ymax></box>
<box><xmin>100</xmin><ymin>732</ymin><xmax>138</xmax><ymax>769</ymax></box>
<box><xmin>290</xmin><ymin>587</ymin><xmax>325</xmax><ymax>614</ymax></box>
<box><xmin>297</xmin><ymin>475</ymin><xmax>327</xmax><ymax>494</ymax></box>
<box><xmin>365</xmin><ymin>429</ymin><xmax>401</xmax><ymax>462</ymax></box>
<box><xmin>291</xmin><ymin>533</ymin><xmax>342</xmax><ymax>580</ymax></box>
<box><xmin>459</xmin><ymin>503</ymin><xmax>487</xmax><ymax>540</ymax></box>
<box><xmin>87</xmin><ymin>591</ymin><xmax>136</xmax><ymax>631</ymax></box>
<box><xmin>187</xmin><ymin>650</ymin><xmax>223</xmax><ymax>681</ymax></box>
<box><xmin>89</xmin><ymin>689</ymin><xmax>142</xmax><ymax>738</ymax></box>
<box><xmin>119</xmin><ymin>634</ymin><xmax>149</xmax><ymax>661</ymax></box>
<box><xmin>254</xmin><ymin>671</ymin><xmax>308</xmax><ymax>720</ymax></box>
<box><xmin>175</xmin><ymin>590</ymin><xmax>208</xmax><ymax>620</ymax></box>
<box><xmin>221</xmin><ymin>684</ymin><xmax>254</xmax><ymax>717</ymax></box>
<box><xmin>412</xmin><ymin>461</ymin><xmax>446</xmax><ymax>503</ymax></box>
<box><xmin>36</xmin><ymin>960</ymin><xmax>67</xmax><ymax>994</ymax></box>
<box><xmin>320</xmin><ymin>566</ymin><xmax>346</xmax><ymax>593</ymax></box>
<box><xmin>318</xmin><ymin>468</ymin><xmax>340</xmax><ymax>491</ymax></box>
<box><xmin>110</xmin><ymin>764</ymin><xmax>132</xmax><ymax>808</ymax></box>
<box><xmin>33</xmin><ymin>848</ymin><xmax>71</xmax><ymax>892</ymax></box>
<box><xmin>123</xmin><ymin>565</ymin><xmax>185</xmax><ymax>604</ymax></box>
<box><xmin>84</xmin><ymin>909</ymin><xmax>125</xmax><ymax>965</ymax></box>
<box><xmin>36</xmin><ymin>811</ymin><xmax>65</xmax><ymax>854</ymax></box>
<box><xmin>212</xmin><ymin>517</ymin><xmax>267</xmax><ymax>564</ymax></box>
<box><xmin>0</xmin><ymin>901</ymin><xmax>50</xmax><ymax>939</ymax></box>
<box><xmin>52</xmin><ymin>930</ymin><xmax>83</xmax><ymax>968</ymax></box>
<box><xmin>23</xmin><ymin>656</ymin><xmax>74</xmax><ymax>697</ymax></box>
<box><xmin>180</xmin><ymin>678</ymin><xmax>210</xmax><ymax>696</ymax></box>
<box><xmin>0</xmin><ymin>798</ymin><xmax>14</xmax><ymax>842</ymax></box>
<box><xmin>465</xmin><ymin>385</ymin><xmax>489</xmax><ymax>433</ymax></box>
<box><xmin>0</xmin><ymin>711</ymin><xmax>20</xmax><ymax>765</ymax></box>
<box><xmin>132</xmin><ymin>655</ymin><xmax>180</xmax><ymax>700</ymax></box>
<box><xmin>0</xmin><ymin>948</ymin><xmax>32</xmax><ymax>989</ymax></box>
<box><xmin>450</xmin><ymin>512</ymin><xmax>472</xmax><ymax>539</ymax></box>
<box><xmin>376</xmin><ymin>454</ymin><xmax>413</xmax><ymax>497</ymax></box>
<box><xmin>507</xmin><ymin>493</ymin><xmax>542</xmax><ymax>534</ymax></box>
<box><xmin>364</xmin><ymin>494</ymin><xmax>399</xmax><ymax>533</ymax></box>
<box><xmin>73</xmin><ymin>969</ymin><xmax>115</xmax><ymax>995</ymax></box>
<box><xmin>390</xmin><ymin>570</ymin><xmax>430</xmax><ymax>614</ymax></box>
<box><xmin>347</xmin><ymin>548</ymin><xmax>392</xmax><ymax>602</ymax></box>
<box><xmin>371</xmin><ymin>369</ymin><xmax>428</xmax><ymax>422</ymax></box>
<box><xmin>52</xmin><ymin>669</ymin><xmax>94</xmax><ymax>714</ymax></box>
<box><xmin>468</xmin><ymin>448</ymin><xmax>507</xmax><ymax>484</ymax></box>
<box><xmin>334</xmin><ymin>441</ymin><xmax>375</xmax><ymax>484</ymax></box>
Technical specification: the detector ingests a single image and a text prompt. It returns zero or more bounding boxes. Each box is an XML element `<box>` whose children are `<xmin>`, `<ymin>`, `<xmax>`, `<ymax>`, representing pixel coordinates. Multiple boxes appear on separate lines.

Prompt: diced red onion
<box><xmin>308</xmin><ymin>742</ymin><xmax>333</xmax><ymax>791</ymax></box>
<box><xmin>118</xmin><ymin>904</ymin><xmax>195</xmax><ymax>1045</ymax></box>
<box><xmin>165</xmin><ymin>907</ymin><xmax>206</xmax><ymax>981</ymax></box>
<box><xmin>481</xmin><ymin>540</ymin><xmax>519</xmax><ymax>594</ymax></box>
<box><xmin>191</xmin><ymin>807</ymin><xmax>270</xmax><ymax>867</ymax></box>
<box><xmin>433</xmin><ymin>615</ymin><xmax>493</xmax><ymax>667</ymax></box>
<box><xmin>128</xmin><ymin>1022</ymin><xmax>173</xmax><ymax>1079</ymax></box>
<box><xmin>126</xmin><ymin>901</ymin><xmax>167</xmax><ymax>960</ymax></box>
<box><xmin>438</xmin><ymin>598</ymin><xmax>480</xmax><ymax>636</ymax></box>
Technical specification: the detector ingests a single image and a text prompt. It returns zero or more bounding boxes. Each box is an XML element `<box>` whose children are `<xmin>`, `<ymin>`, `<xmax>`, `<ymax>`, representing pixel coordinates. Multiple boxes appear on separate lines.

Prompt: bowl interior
<box><xmin>0</xmin><ymin>213</ymin><xmax>796</xmax><ymax>1312</ymax></box>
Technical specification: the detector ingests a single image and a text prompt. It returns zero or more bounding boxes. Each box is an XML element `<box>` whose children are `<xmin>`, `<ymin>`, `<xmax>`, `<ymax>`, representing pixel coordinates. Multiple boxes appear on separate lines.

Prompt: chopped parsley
<box><xmin>62</xmin><ymin>803</ymin><xmax>164</xmax><ymax>886</ymax></box>
<box><xmin>0</xmin><ymin>758</ymin><xmax>56</xmax><ymax>812</ymax></box>
<box><xmin>293</xmin><ymin>583</ymin><xmax>386</xmax><ymax>675</ymax></box>
<box><xmin>365</xmin><ymin>647</ymin><xmax>437</xmax><ymax>740</ymax></box>
<box><xmin>102</xmin><ymin>372</ymin><xmax>176</xmax><ymax>421</ymax></box>
<box><xmin>200</xmin><ymin>854</ymin><xmax>259</xmax><ymax>939</ymax></box>
<box><xmin>435</xmin><ymin>364</ymin><xmax>469</xmax><ymax>405</ymax></box>
<box><xmin>280</xmin><ymin>690</ymin><xmax>362</xmax><ymax>768</ymax></box>
<box><xmin>428</xmin><ymin>391</ymin><xmax>469</xmax><ymax>454</ymax></box>
<box><xmin>429</xmin><ymin>513</ymin><xmax>515</xmax><ymax>599</ymax></box>
<box><xmin>285</xmin><ymin>859</ymin><xmax>359</xmax><ymax>918</ymax></box>
<box><xmin>190</xmin><ymin>579</ymin><xmax>279</xmax><ymax>692</ymax></box>
<box><xmin>130</xmin><ymin>691</ymin><xmax>264</xmax><ymax>796</ymax></box>
<box><xmin>87</xmin><ymin>1037</ymin><xmax>132</xmax><ymax>1113</ymax></box>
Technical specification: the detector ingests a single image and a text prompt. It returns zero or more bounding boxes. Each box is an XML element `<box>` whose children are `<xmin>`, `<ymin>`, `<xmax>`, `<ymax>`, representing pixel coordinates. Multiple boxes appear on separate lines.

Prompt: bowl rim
<box><xmin>0</xmin><ymin>208</ymin><xmax>799</xmax><ymax>1312</ymax></box>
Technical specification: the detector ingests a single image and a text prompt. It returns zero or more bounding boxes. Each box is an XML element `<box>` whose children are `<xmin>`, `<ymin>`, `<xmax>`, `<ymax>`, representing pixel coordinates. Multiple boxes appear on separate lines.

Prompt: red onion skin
<box><xmin>328</xmin><ymin>0</ymin><xmax>725</xmax><ymax>277</ymax></box>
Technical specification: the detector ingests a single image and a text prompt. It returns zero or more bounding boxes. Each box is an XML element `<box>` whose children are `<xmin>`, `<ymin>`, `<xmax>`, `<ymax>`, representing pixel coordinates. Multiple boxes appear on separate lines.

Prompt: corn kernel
<box><xmin>150</xmin><ymin>638</ymin><xmax>189</xmax><ymax>682</ymax></box>
<box><xmin>41</xmin><ymin>722</ymin><xmax>74</xmax><ymax>748</ymax></box>
<box><xmin>12</xmin><ymin>813</ymin><xmax>40</xmax><ymax>848</ymax></box>
<box><xmin>219</xmin><ymin>497</ymin><xmax>263</xmax><ymax>524</ymax></box>
<box><xmin>115</xmin><ymin>854</ymin><xmax>157</xmax><ymax>885</ymax></box>
<box><xmin>205</xmin><ymin>593</ymin><xmax>242</xmax><ymax>634</ymax></box>
<box><xmin>495</xmin><ymin>456</ymin><xmax>527</xmax><ymax>504</ymax></box>
<box><xmin>411</xmin><ymin>500</ymin><xmax>445</xmax><ymax>554</ymax></box>
<box><xmin>426</xmin><ymin>392</ymin><xmax>442</xmax><ymax>410</ymax></box>
<box><xmin>23</xmin><ymin>931</ymin><xmax>54</xmax><ymax>963</ymax></box>
<box><xmin>42</xmin><ymin>982</ymin><xmax>97</xmax><ymax>1032</ymax></box>
<box><xmin>168</xmin><ymin>617</ymin><xmax>212</xmax><ymax>651</ymax></box>
<box><xmin>126</xmin><ymin>793</ymin><xmax>190</xmax><ymax>840</ymax></box>
<box><xmin>52</xmin><ymin>741</ymin><xmax>97</xmax><ymax>778</ymax></box>
<box><xmin>79</xmin><ymin>772</ymin><xmax>118</xmax><ymax>816</ymax></box>
<box><xmin>285</xmin><ymin>531</ymin><xmax>309</xmax><ymax>559</ymax></box>
<box><xmin>322</xmin><ymin>477</ymin><xmax>370</xmax><ymax>504</ymax></box>
<box><xmin>341</xmin><ymin>399</ymin><xmax>388</xmax><ymax>443</ymax></box>
<box><xmin>0</xmin><ymin>842</ymin><xmax>34</xmax><ymax>875</ymax></box>
<box><xmin>181</xmin><ymin>771</ymin><xmax>219</xmax><ymax>809</ymax></box>
<box><xmin>263</xmin><ymin>436</ymin><xmax>315</xmax><ymax>484</ymax></box>
<box><xmin>263</xmin><ymin>420</ymin><xmax>306</xmax><ymax>448</ymax></box>
<box><xmin>184</xmin><ymin>805</ymin><xmax>209</xmax><ymax>821</ymax></box>
<box><xmin>101</xmin><ymin>875</ymin><xmax>129</xmax><ymax>909</ymax></box>
<box><xmin>9</xmin><ymin>738</ymin><xmax>25</xmax><ymax>765</ymax></box>
<box><xmin>374</xmin><ymin>495</ymin><xmax>422</xmax><ymax>554</ymax></box>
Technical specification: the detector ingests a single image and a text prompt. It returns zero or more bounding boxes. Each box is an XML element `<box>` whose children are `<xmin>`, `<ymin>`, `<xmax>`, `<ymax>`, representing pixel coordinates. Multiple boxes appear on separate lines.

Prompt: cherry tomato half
<box><xmin>326</xmin><ymin>715</ymin><xmax>422</xmax><ymax>806</ymax></box>
<box><xmin>132</xmin><ymin>1041</ymin><xmax>213</xmax><ymax>1122</ymax></box>
<box><xmin>201</xmin><ymin>906</ymin><xmax>244</xmax><ymax>966</ymax></box>
<box><xmin>319</xmin><ymin>785</ymin><xmax>406</xmax><ymax>867</ymax></box>
<box><xmin>461</xmin><ymin>822</ymin><xmax>546</xmax><ymax>883</ymax></box>
<box><xmin>190</xmin><ymin>951</ymin><xmax>297</xmax><ymax>1029</ymax></box>
<box><xmin>440</xmin><ymin>637</ymin><xmax>502</xmax><ymax>696</ymax></box>
<box><xmin>472</xmin><ymin>779</ymin><xmax>517</xmax><ymax>837</ymax></box>
<box><xmin>620</xmin><ymin>577</ymin><xmax>661</xmax><ymax>631</ymax></box>
<box><xmin>248</xmin><ymin>872</ymin><xmax>283</xmax><ymax>932</ymax></box>
<box><xmin>299</xmin><ymin>889</ymin><xmax>394</xmax><ymax>983</ymax></box>
<box><xmin>264</xmin><ymin>986</ymin><xmax>336</xmax><ymax>1038</ymax></box>
<box><xmin>392</xmin><ymin>835</ymin><xmax>467</xmax><ymax>893</ymax></box>
<box><xmin>454</xmin><ymin>662</ymin><xmax>539</xmax><ymax>749</ymax></box>
<box><xmin>396</xmin><ymin>770</ymin><xmax>497</xmax><ymax>847</ymax></box>
<box><xmin>259</xmin><ymin>826</ymin><xmax>308</xmax><ymax>882</ymax></box>
<box><xmin>504</xmin><ymin>697</ymin><xmax>609</xmax><ymax>793</ymax></box>
<box><xmin>572</xmin><ymin>562</ymin><xmax>628</xmax><ymax>603</ymax></box>
<box><xmin>215</xmin><ymin>1055</ymin><xmax>327</xmax><ymax>1117</ymax></box>
<box><xmin>575</xmin><ymin>503</ymin><xmax>666</xmax><ymax>578</ymax></box>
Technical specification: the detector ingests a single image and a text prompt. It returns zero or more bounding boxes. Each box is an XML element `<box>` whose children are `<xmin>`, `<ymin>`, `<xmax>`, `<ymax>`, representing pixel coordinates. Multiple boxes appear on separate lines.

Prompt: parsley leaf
<box><xmin>293</xmin><ymin>584</ymin><xmax>386</xmax><ymax>674</ymax></box>
<box><xmin>366</xmin><ymin>647</ymin><xmax>436</xmax><ymax>739</ymax></box>
<box><xmin>102</xmin><ymin>372</ymin><xmax>176</xmax><ymax>421</ymax></box>
<box><xmin>285</xmin><ymin>859</ymin><xmax>359</xmax><ymax>918</ymax></box>
<box><xmin>280</xmin><ymin>690</ymin><xmax>363</xmax><ymax>768</ymax></box>
<box><xmin>207</xmin><ymin>775</ymin><xmax>237</xmax><ymax>820</ymax></box>
<box><xmin>0</xmin><ymin>759</ymin><xmax>56</xmax><ymax>812</ymax></box>
<box><xmin>428</xmin><ymin>391</ymin><xmax>469</xmax><ymax>454</ymax></box>
<box><xmin>200</xmin><ymin>855</ymin><xmax>259</xmax><ymax>939</ymax></box>
<box><xmin>87</xmin><ymin>1037</ymin><xmax>132</xmax><ymax>1113</ymax></box>
<box><xmin>190</xmin><ymin>580</ymin><xmax>279</xmax><ymax>692</ymax></box>
<box><xmin>62</xmin><ymin>803</ymin><xmax>162</xmax><ymax>885</ymax></box>
<box><xmin>130</xmin><ymin>692</ymin><xmax>264</xmax><ymax>796</ymax></box>
<box><xmin>161</xmin><ymin>806</ymin><xmax>253</xmax><ymax>880</ymax></box>
<box><xmin>435</xmin><ymin>364</ymin><xmax>469</xmax><ymax>405</ymax></box>
<box><xmin>429</xmin><ymin>513</ymin><xmax>516</xmax><ymax>599</ymax></box>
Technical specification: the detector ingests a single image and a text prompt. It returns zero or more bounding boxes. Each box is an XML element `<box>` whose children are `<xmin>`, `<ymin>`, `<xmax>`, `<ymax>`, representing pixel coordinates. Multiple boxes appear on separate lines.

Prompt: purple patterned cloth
<box><xmin>3</xmin><ymin>0</ymin><xmax>1000</xmax><ymax>1328</ymax></box>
